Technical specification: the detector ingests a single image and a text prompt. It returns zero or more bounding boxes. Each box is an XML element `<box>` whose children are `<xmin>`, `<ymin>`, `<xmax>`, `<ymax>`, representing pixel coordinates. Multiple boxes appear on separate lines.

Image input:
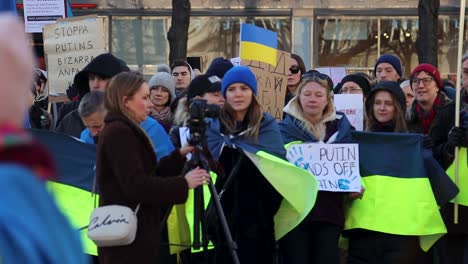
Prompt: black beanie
<box><xmin>73</xmin><ymin>53</ymin><xmax>130</xmax><ymax>97</ymax></box>
<box><xmin>187</xmin><ymin>74</ymin><xmax>222</xmax><ymax>101</ymax></box>
<box><xmin>340</xmin><ymin>74</ymin><xmax>371</xmax><ymax>96</ymax></box>
<box><xmin>206</xmin><ymin>57</ymin><xmax>234</xmax><ymax>79</ymax></box>
<box><xmin>365</xmin><ymin>81</ymin><xmax>406</xmax><ymax>113</ymax></box>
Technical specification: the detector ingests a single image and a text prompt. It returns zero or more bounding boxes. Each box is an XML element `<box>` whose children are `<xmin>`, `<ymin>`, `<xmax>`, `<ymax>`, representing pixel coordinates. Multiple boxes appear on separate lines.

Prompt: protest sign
<box><xmin>43</xmin><ymin>15</ymin><xmax>108</xmax><ymax>95</ymax></box>
<box><xmin>315</xmin><ymin>67</ymin><xmax>347</xmax><ymax>88</ymax></box>
<box><xmin>241</xmin><ymin>50</ymin><xmax>290</xmax><ymax>120</ymax></box>
<box><xmin>286</xmin><ymin>143</ymin><xmax>361</xmax><ymax>192</ymax></box>
<box><xmin>334</xmin><ymin>94</ymin><xmax>364</xmax><ymax>131</ymax></box>
<box><xmin>23</xmin><ymin>0</ymin><xmax>66</xmax><ymax>33</ymax></box>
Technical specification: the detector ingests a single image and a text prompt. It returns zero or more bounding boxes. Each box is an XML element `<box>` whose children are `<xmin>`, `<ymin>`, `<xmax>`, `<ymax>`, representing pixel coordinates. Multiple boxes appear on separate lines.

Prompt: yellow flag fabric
<box><xmin>244</xmin><ymin>150</ymin><xmax>318</xmax><ymax>240</ymax></box>
<box><xmin>46</xmin><ymin>181</ymin><xmax>97</xmax><ymax>256</ymax></box>
<box><xmin>344</xmin><ymin>176</ymin><xmax>446</xmax><ymax>252</ymax></box>
<box><xmin>168</xmin><ymin>171</ymin><xmax>217</xmax><ymax>255</ymax></box>
<box><xmin>446</xmin><ymin>147</ymin><xmax>468</xmax><ymax>206</ymax></box>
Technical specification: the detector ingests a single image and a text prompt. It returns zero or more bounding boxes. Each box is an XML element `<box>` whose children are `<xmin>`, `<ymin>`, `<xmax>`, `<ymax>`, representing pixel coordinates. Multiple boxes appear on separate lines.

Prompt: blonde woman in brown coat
<box><xmin>96</xmin><ymin>71</ymin><xmax>209</xmax><ymax>264</ymax></box>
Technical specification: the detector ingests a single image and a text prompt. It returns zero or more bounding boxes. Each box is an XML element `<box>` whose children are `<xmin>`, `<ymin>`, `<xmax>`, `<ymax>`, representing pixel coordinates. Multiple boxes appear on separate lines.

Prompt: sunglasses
<box><xmin>289</xmin><ymin>66</ymin><xmax>301</xmax><ymax>74</ymax></box>
<box><xmin>301</xmin><ymin>70</ymin><xmax>334</xmax><ymax>89</ymax></box>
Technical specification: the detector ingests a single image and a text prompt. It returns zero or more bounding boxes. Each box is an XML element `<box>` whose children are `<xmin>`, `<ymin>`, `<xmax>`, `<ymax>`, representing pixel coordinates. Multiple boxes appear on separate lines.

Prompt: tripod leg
<box><xmin>208</xmin><ymin>182</ymin><xmax>240</xmax><ymax>264</ymax></box>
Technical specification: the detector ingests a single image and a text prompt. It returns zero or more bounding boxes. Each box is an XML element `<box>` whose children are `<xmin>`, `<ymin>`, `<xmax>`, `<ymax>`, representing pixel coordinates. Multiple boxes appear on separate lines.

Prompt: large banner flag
<box><xmin>345</xmin><ymin>131</ymin><xmax>459</xmax><ymax>251</ymax></box>
<box><xmin>30</xmin><ymin>129</ymin><xmax>97</xmax><ymax>255</ymax></box>
<box><xmin>240</xmin><ymin>24</ymin><xmax>278</xmax><ymax>66</ymax></box>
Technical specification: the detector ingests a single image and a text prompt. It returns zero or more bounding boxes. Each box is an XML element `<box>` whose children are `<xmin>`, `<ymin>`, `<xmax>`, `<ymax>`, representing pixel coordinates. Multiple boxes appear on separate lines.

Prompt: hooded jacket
<box><xmin>56</xmin><ymin>53</ymin><xmax>130</xmax><ymax>127</ymax></box>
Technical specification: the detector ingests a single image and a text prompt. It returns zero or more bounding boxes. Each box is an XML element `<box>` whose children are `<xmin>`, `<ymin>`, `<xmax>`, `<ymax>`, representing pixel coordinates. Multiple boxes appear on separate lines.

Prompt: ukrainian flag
<box><xmin>240</xmin><ymin>23</ymin><xmax>278</xmax><ymax>66</ymax></box>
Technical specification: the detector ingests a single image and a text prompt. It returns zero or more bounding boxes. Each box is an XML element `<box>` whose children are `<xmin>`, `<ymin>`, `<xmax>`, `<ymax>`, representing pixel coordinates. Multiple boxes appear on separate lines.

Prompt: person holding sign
<box><xmin>279</xmin><ymin>70</ymin><xmax>360</xmax><ymax>264</ymax></box>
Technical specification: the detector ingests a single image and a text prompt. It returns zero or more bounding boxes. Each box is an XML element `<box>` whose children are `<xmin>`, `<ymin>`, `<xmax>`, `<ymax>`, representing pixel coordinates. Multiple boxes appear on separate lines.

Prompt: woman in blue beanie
<box><xmin>204</xmin><ymin>66</ymin><xmax>285</xmax><ymax>263</ymax></box>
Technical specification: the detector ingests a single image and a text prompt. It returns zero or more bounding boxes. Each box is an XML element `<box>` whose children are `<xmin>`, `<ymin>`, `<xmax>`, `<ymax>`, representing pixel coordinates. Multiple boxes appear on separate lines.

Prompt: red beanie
<box><xmin>411</xmin><ymin>63</ymin><xmax>442</xmax><ymax>88</ymax></box>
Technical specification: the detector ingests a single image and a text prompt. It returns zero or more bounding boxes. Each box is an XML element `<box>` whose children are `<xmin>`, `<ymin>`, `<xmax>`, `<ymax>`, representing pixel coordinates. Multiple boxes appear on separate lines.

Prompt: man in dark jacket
<box><xmin>55</xmin><ymin>53</ymin><xmax>130</xmax><ymax>138</ymax></box>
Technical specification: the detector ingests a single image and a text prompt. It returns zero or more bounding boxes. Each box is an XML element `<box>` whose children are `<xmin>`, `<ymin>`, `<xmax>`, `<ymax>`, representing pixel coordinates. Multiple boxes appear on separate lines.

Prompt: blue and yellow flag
<box><xmin>31</xmin><ymin>129</ymin><xmax>97</xmax><ymax>256</ymax></box>
<box><xmin>345</xmin><ymin>131</ymin><xmax>459</xmax><ymax>251</ymax></box>
<box><xmin>240</xmin><ymin>23</ymin><xmax>278</xmax><ymax>66</ymax></box>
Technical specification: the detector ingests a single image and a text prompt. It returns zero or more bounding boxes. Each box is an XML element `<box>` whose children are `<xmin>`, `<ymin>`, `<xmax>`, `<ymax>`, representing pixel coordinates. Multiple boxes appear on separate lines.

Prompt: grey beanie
<box><xmin>148</xmin><ymin>72</ymin><xmax>176</xmax><ymax>103</ymax></box>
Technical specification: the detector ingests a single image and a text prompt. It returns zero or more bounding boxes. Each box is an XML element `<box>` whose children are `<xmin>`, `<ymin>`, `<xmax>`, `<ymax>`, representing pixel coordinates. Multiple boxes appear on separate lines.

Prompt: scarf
<box><xmin>0</xmin><ymin>123</ymin><xmax>55</xmax><ymax>180</ymax></box>
<box><xmin>150</xmin><ymin>106</ymin><xmax>173</xmax><ymax>123</ymax></box>
<box><xmin>416</xmin><ymin>95</ymin><xmax>442</xmax><ymax>134</ymax></box>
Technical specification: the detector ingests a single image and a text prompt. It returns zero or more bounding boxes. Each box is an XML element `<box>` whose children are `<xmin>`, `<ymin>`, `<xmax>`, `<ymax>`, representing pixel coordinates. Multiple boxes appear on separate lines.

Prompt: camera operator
<box><xmin>170</xmin><ymin>74</ymin><xmax>224</xmax><ymax>148</ymax></box>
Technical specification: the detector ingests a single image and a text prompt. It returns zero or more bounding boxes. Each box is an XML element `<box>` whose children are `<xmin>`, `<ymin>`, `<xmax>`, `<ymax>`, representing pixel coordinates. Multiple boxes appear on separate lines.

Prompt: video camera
<box><xmin>187</xmin><ymin>98</ymin><xmax>219</xmax><ymax>146</ymax></box>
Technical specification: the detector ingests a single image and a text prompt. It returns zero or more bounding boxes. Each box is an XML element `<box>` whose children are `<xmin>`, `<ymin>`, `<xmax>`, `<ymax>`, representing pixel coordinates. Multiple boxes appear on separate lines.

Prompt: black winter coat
<box><xmin>406</xmin><ymin>92</ymin><xmax>455</xmax><ymax>169</ymax></box>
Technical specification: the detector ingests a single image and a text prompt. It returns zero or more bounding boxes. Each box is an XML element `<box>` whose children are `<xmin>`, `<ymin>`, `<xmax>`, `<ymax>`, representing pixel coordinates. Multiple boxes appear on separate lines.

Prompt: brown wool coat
<box><xmin>96</xmin><ymin>112</ymin><xmax>188</xmax><ymax>264</ymax></box>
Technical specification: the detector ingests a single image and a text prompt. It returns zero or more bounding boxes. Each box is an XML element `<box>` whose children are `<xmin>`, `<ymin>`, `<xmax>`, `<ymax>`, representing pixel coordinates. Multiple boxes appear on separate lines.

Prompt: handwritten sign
<box><xmin>286</xmin><ymin>143</ymin><xmax>361</xmax><ymax>192</ymax></box>
<box><xmin>315</xmin><ymin>67</ymin><xmax>347</xmax><ymax>88</ymax></box>
<box><xmin>241</xmin><ymin>50</ymin><xmax>290</xmax><ymax>120</ymax></box>
<box><xmin>43</xmin><ymin>15</ymin><xmax>107</xmax><ymax>94</ymax></box>
<box><xmin>23</xmin><ymin>0</ymin><xmax>65</xmax><ymax>33</ymax></box>
<box><xmin>334</xmin><ymin>94</ymin><xmax>364</xmax><ymax>131</ymax></box>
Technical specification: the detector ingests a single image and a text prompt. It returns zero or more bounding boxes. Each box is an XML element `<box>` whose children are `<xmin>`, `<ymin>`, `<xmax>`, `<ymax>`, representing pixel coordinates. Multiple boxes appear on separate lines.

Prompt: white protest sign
<box><xmin>334</xmin><ymin>94</ymin><xmax>364</xmax><ymax>131</ymax></box>
<box><xmin>315</xmin><ymin>67</ymin><xmax>347</xmax><ymax>88</ymax></box>
<box><xmin>23</xmin><ymin>0</ymin><xmax>66</xmax><ymax>33</ymax></box>
<box><xmin>230</xmin><ymin>57</ymin><xmax>241</xmax><ymax>66</ymax></box>
<box><xmin>43</xmin><ymin>15</ymin><xmax>107</xmax><ymax>94</ymax></box>
<box><xmin>179</xmin><ymin>127</ymin><xmax>192</xmax><ymax>160</ymax></box>
<box><xmin>286</xmin><ymin>143</ymin><xmax>361</xmax><ymax>192</ymax></box>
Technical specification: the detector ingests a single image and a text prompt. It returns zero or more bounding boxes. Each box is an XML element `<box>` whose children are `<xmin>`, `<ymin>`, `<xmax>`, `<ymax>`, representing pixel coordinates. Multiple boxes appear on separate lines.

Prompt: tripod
<box><xmin>185</xmin><ymin>140</ymin><xmax>240</xmax><ymax>264</ymax></box>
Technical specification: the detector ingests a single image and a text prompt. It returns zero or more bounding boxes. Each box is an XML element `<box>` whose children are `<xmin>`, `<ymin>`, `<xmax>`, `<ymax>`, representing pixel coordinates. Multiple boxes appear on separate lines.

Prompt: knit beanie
<box><xmin>221</xmin><ymin>66</ymin><xmax>258</xmax><ymax>97</ymax></box>
<box><xmin>374</xmin><ymin>54</ymin><xmax>403</xmax><ymax>78</ymax></box>
<box><xmin>366</xmin><ymin>81</ymin><xmax>406</xmax><ymax>113</ymax></box>
<box><xmin>206</xmin><ymin>57</ymin><xmax>234</xmax><ymax>79</ymax></box>
<box><xmin>410</xmin><ymin>63</ymin><xmax>442</xmax><ymax>89</ymax></box>
<box><xmin>187</xmin><ymin>74</ymin><xmax>222</xmax><ymax>101</ymax></box>
<box><xmin>148</xmin><ymin>72</ymin><xmax>176</xmax><ymax>103</ymax></box>
<box><xmin>156</xmin><ymin>64</ymin><xmax>171</xmax><ymax>74</ymax></box>
<box><xmin>340</xmin><ymin>74</ymin><xmax>371</xmax><ymax>96</ymax></box>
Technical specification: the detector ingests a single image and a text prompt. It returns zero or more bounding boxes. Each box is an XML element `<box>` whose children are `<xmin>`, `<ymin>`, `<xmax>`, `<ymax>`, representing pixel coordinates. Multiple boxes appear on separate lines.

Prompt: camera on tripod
<box><xmin>187</xmin><ymin>98</ymin><xmax>219</xmax><ymax>146</ymax></box>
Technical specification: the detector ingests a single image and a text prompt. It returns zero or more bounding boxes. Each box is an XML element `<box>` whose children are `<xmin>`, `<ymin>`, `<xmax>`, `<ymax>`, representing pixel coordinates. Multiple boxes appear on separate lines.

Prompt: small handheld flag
<box><xmin>240</xmin><ymin>24</ymin><xmax>278</xmax><ymax>66</ymax></box>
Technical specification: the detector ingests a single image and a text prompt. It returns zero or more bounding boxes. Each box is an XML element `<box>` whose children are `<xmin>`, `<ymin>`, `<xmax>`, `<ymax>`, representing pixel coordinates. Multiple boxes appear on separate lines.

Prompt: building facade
<box><xmin>22</xmin><ymin>0</ymin><xmax>467</xmax><ymax>80</ymax></box>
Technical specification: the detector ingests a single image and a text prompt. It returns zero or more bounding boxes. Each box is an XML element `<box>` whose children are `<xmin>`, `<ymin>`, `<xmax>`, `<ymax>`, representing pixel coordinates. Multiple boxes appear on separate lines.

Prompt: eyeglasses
<box><xmin>411</xmin><ymin>77</ymin><xmax>433</xmax><ymax>86</ymax></box>
<box><xmin>289</xmin><ymin>66</ymin><xmax>301</xmax><ymax>74</ymax></box>
<box><xmin>340</xmin><ymin>87</ymin><xmax>363</xmax><ymax>94</ymax></box>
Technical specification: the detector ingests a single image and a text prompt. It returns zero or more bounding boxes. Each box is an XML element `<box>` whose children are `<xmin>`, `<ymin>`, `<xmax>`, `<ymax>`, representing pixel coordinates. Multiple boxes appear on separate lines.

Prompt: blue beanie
<box><xmin>374</xmin><ymin>54</ymin><xmax>402</xmax><ymax>78</ymax></box>
<box><xmin>206</xmin><ymin>57</ymin><xmax>234</xmax><ymax>79</ymax></box>
<box><xmin>221</xmin><ymin>66</ymin><xmax>257</xmax><ymax>97</ymax></box>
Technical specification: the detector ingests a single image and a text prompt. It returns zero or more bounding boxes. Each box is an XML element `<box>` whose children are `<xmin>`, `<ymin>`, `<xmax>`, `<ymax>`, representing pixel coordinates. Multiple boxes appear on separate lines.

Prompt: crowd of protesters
<box><xmin>2</xmin><ymin>11</ymin><xmax>468</xmax><ymax>264</ymax></box>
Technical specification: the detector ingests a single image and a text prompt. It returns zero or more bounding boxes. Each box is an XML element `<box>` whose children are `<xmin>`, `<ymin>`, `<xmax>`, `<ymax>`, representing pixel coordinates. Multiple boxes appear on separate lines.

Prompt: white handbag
<box><xmin>87</xmin><ymin>204</ymin><xmax>140</xmax><ymax>247</ymax></box>
<box><xmin>87</xmin><ymin>174</ymin><xmax>140</xmax><ymax>247</ymax></box>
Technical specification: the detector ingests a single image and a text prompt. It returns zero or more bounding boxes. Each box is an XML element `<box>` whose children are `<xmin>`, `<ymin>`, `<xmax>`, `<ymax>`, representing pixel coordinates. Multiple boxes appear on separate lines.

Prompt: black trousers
<box><xmin>280</xmin><ymin>221</ymin><xmax>342</xmax><ymax>264</ymax></box>
<box><xmin>437</xmin><ymin>234</ymin><xmax>468</xmax><ymax>264</ymax></box>
<box><xmin>346</xmin><ymin>230</ymin><xmax>432</xmax><ymax>264</ymax></box>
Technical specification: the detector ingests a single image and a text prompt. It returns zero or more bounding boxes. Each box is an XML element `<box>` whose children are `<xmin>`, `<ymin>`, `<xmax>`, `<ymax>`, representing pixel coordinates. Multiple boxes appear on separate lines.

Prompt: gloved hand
<box><xmin>423</xmin><ymin>135</ymin><xmax>434</xmax><ymax>149</ymax></box>
<box><xmin>447</xmin><ymin>126</ymin><xmax>466</xmax><ymax>154</ymax></box>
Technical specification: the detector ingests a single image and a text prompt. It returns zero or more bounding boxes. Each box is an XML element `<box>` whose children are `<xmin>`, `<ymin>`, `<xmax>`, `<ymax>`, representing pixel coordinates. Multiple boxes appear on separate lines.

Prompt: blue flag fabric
<box><xmin>0</xmin><ymin>164</ymin><xmax>86</xmax><ymax>264</ymax></box>
<box><xmin>0</xmin><ymin>0</ymin><xmax>16</xmax><ymax>13</ymax></box>
<box><xmin>351</xmin><ymin>131</ymin><xmax>458</xmax><ymax>206</ymax></box>
<box><xmin>30</xmin><ymin>129</ymin><xmax>96</xmax><ymax>192</ymax></box>
<box><xmin>205</xmin><ymin>113</ymin><xmax>286</xmax><ymax>160</ymax></box>
<box><xmin>67</xmin><ymin>0</ymin><xmax>74</xmax><ymax>17</ymax></box>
